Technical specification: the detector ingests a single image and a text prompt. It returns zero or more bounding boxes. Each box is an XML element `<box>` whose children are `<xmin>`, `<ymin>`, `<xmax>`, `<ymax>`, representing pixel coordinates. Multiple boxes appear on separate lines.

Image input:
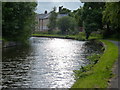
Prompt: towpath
<box><xmin>108</xmin><ymin>40</ymin><xmax>119</xmax><ymax>89</ymax></box>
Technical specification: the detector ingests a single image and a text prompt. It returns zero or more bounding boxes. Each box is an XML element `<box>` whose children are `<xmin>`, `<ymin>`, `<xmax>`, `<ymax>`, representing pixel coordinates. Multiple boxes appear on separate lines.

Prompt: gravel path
<box><xmin>108</xmin><ymin>40</ymin><xmax>120</xmax><ymax>89</ymax></box>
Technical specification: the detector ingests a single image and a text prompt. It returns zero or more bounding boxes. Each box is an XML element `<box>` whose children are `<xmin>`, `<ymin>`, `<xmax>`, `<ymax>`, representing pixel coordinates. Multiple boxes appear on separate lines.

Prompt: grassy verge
<box><xmin>32</xmin><ymin>33</ymin><xmax>85</xmax><ymax>41</ymax></box>
<box><xmin>71</xmin><ymin>40</ymin><xmax>118</xmax><ymax>88</ymax></box>
<box><xmin>32</xmin><ymin>33</ymin><xmax>66</xmax><ymax>38</ymax></box>
<box><xmin>32</xmin><ymin>32</ymin><xmax>103</xmax><ymax>41</ymax></box>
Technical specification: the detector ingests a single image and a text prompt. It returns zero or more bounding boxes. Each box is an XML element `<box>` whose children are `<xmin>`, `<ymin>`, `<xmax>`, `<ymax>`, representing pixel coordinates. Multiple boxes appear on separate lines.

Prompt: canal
<box><xmin>2</xmin><ymin>37</ymin><xmax>102</xmax><ymax>88</ymax></box>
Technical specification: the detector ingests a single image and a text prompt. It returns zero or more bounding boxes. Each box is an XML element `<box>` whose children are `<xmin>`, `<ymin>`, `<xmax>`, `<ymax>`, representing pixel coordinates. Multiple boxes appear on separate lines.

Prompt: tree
<box><xmin>48</xmin><ymin>7</ymin><xmax>57</xmax><ymax>33</ymax></box>
<box><xmin>75</xmin><ymin>8</ymin><xmax>83</xmax><ymax>27</ymax></box>
<box><xmin>69</xmin><ymin>8</ymin><xmax>83</xmax><ymax>27</ymax></box>
<box><xmin>59</xmin><ymin>7</ymin><xmax>71</xmax><ymax>14</ymax></box>
<box><xmin>102</xmin><ymin>2</ymin><xmax>120</xmax><ymax>38</ymax></box>
<box><xmin>82</xmin><ymin>2</ymin><xmax>105</xmax><ymax>39</ymax></box>
<box><xmin>103</xmin><ymin>2</ymin><xmax>120</xmax><ymax>27</ymax></box>
<box><xmin>2</xmin><ymin>2</ymin><xmax>37</xmax><ymax>42</ymax></box>
<box><xmin>57</xmin><ymin>16</ymin><xmax>77</xmax><ymax>34</ymax></box>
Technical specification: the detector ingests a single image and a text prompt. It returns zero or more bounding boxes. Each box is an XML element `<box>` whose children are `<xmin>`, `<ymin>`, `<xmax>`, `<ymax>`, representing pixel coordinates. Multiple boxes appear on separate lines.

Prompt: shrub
<box><xmin>57</xmin><ymin>16</ymin><xmax>77</xmax><ymax>35</ymax></box>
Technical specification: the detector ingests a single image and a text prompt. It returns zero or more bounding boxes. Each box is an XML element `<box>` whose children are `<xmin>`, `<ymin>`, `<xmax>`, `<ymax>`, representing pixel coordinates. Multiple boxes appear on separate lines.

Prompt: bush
<box><xmin>57</xmin><ymin>16</ymin><xmax>77</xmax><ymax>35</ymax></box>
<box><xmin>91</xmin><ymin>32</ymin><xmax>102</xmax><ymax>37</ymax></box>
<box><xmin>75</xmin><ymin>32</ymin><xmax>86</xmax><ymax>40</ymax></box>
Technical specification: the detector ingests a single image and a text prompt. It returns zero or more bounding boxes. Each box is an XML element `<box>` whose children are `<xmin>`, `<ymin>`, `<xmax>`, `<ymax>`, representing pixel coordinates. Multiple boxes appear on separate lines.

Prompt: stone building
<box><xmin>35</xmin><ymin>11</ymin><xmax>68</xmax><ymax>32</ymax></box>
<box><xmin>35</xmin><ymin>13</ymin><xmax>50</xmax><ymax>31</ymax></box>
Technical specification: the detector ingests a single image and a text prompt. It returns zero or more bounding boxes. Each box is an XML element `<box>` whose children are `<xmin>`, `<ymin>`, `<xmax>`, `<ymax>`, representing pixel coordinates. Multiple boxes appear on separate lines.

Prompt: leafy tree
<box><xmin>59</xmin><ymin>7</ymin><xmax>71</xmax><ymax>14</ymax></box>
<box><xmin>102</xmin><ymin>2</ymin><xmax>120</xmax><ymax>38</ymax></box>
<box><xmin>69</xmin><ymin>8</ymin><xmax>83</xmax><ymax>27</ymax></box>
<box><xmin>2</xmin><ymin>2</ymin><xmax>37</xmax><ymax>42</ymax></box>
<box><xmin>103</xmin><ymin>2</ymin><xmax>120</xmax><ymax>27</ymax></box>
<box><xmin>48</xmin><ymin>7</ymin><xmax>57</xmax><ymax>33</ymax></box>
<box><xmin>82</xmin><ymin>2</ymin><xmax>105</xmax><ymax>39</ymax></box>
<box><xmin>75</xmin><ymin>8</ymin><xmax>83</xmax><ymax>27</ymax></box>
<box><xmin>57</xmin><ymin>16</ymin><xmax>77</xmax><ymax>34</ymax></box>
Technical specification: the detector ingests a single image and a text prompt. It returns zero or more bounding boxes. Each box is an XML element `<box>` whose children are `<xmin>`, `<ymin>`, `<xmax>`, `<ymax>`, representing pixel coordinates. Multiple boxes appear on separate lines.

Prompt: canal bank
<box><xmin>32</xmin><ymin>34</ymin><xmax>86</xmax><ymax>41</ymax></box>
<box><xmin>2</xmin><ymin>34</ymin><xmax>85</xmax><ymax>48</ymax></box>
<box><xmin>71</xmin><ymin>40</ymin><xmax>118</xmax><ymax>88</ymax></box>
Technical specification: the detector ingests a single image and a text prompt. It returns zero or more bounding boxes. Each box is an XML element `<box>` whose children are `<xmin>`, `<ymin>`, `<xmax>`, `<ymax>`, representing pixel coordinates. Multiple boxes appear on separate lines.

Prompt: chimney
<box><xmin>59</xmin><ymin>6</ymin><xmax>63</xmax><ymax>12</ymax></box>
<box><xmin>44</xmin><ymin>10</ymin><xmax>47</xmax><ymax>14</ymax></box>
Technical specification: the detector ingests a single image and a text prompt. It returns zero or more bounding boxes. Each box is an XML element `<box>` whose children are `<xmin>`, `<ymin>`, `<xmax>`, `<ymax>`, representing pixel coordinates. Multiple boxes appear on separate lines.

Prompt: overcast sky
<box><xmin>35</xmin><ymin>1</ymin><xmax>84</xmax><ymax>14</ymax></box>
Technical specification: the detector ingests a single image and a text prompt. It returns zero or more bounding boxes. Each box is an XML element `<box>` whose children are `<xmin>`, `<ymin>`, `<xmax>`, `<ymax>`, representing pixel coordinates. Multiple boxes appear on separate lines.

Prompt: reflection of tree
<box><xmin>2</xmin><ymin>44</ymin><xmax>31</xmax><ymax>60</ymax></box>
<box><xmin>2</xmin><ymin>44</ymin><xmax>33</xmax><ymax>88</ymax></box>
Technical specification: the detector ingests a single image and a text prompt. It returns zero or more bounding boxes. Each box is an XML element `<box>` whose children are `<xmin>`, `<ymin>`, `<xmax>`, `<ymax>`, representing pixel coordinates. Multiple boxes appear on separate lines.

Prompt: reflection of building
<box><xmin>35</xmin><ymin>11</ymin><xmax>68</xmax><ymax>32</ymax></box>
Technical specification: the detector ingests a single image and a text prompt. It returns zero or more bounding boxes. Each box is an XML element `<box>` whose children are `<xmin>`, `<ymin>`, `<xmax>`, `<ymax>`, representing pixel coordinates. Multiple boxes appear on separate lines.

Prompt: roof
<box><xmin>37</xmin><ymin>13</ymin><xmax>51</xmax><ymax>19</ymax></box>
<box><xmin>36</xmin><ymin>13</ymin><xmax>68</xmax><ymax>20</ymax></box>
<box><xmin>57</xmin><ymin>14</ymin><xmax>68</xmax><ymax>18</ymax></box>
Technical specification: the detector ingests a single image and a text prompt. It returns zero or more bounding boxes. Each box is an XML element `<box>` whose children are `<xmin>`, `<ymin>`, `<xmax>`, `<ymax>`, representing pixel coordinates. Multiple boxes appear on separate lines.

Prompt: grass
<box><xmin>71</xmin><ymin>40</ymin><xmax>118</xmax><ymax>88</ymax></box>
<box><xmin>32</xmin><ymin>33</ymin><xmax>66</xmax><ymax>37</ymax></box>
<box><xmin>32</xmin><ymin>33</ymin><xmax>86</xmax><ymax>41</ymax></box>
<box><xmin>88</xmin><ymin>36</ymin><xmax>102</xmax><ymax>40</ymax></box>
<box><xmin>32</xmin><ymin>32</ymin><xmax>103</xmax><ymax>41</ymax></box>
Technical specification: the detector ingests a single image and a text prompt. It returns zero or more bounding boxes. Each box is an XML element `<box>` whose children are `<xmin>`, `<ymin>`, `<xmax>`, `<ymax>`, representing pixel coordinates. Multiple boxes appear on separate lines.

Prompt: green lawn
<box><xmin>32</xmin><ymin>33</ymin><xmax>66</xmax><ymax>38</ymax></box>
<box><xmin>71</xmin><ymin>40</ymin><xmax>118</xmax><ymax>88</ymax></box>
<box><xmin>32</xmin><ymin>32</ymin><xmax>103</xmax><ymax>41</ymax></box>
<box><xmin>32</xmin><ymin>33</ymin><xmax>85</xmax><ymax>40</ymax></box>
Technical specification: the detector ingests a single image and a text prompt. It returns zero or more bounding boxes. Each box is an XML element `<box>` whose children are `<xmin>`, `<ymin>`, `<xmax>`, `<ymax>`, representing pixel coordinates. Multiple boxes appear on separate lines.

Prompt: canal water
<box><xmin>2</xmin><ymin>37</ymin><xmax>102</xmax><ymax>88</ymax></box>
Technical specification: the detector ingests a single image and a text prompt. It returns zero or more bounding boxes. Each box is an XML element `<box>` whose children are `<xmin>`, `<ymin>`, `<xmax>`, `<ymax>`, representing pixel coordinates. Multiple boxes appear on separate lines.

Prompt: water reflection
<box><xmin>2</xmin><ymin>37</ymin><xmax>101</xmax><ymax>88</ymax></box>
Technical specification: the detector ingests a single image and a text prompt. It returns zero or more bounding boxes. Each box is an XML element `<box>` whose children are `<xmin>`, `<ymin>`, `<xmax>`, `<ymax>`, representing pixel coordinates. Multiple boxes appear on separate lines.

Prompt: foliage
<box><xmin>69</xmin><ymin>8</ymin><xmax>83</xmax><ymax>27</ymax></box>
<box><xmin>82</xmin><ymin>2</ymin><xmax>105</xmax><ymax>39</ymax></box>
<box><xmin>57</xmin><ymin>16</ymin><xmax>77</xmax><ymax>35</ymax></box>
<box><xmin>75</xmin><ymin>32</ymin><xmax>85</xmax><ymax>40</ymax></box>
<box><xmin>2</xmin><ymin>2</ymin><xmax>37</xmax><ymax>42</ymax></box>
<box><xmin>59</xmin><ymin>7</ymin><xmax>71</xmax><ymax>14</ymax></box>
<box><xmin>102</xmin><ymin>2</ymin><xmax>120</xmax><ymax>38</ymax></box>
<box><xmin>87</xmin><ymin>54</ymin><xmax>101</xmax><ymax>64</ymax></box>
<box><xmin>103</xmin><ymin>2</ymin><xmax>120</xmax><ymax>27</ymax></box>
<box><xmin>48</xmin><ymin>7</ymin><xmax>58</xmax><ymax>33</ymax></box>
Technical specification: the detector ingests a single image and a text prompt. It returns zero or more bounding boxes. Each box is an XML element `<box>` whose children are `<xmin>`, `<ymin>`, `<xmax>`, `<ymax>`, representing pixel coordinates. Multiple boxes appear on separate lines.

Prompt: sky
<box><xmin>35</xmin><ymin>1</ymin><xmax>84</xmax><ymax>14</ymax></box>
